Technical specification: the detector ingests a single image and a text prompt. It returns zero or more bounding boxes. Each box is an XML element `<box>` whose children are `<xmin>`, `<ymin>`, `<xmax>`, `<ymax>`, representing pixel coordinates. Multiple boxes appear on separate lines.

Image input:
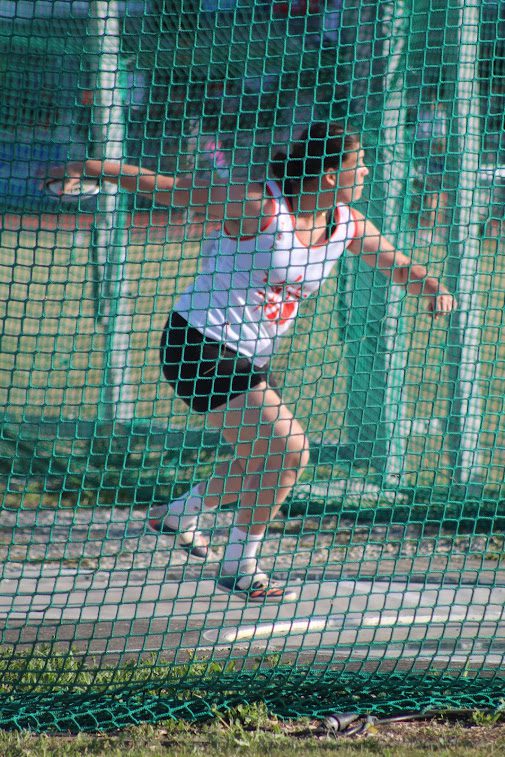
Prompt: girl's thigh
<box><xmin>206</xmin><ymin>382</ymin><xmax>309</xmax><ymax>465</ymax></box>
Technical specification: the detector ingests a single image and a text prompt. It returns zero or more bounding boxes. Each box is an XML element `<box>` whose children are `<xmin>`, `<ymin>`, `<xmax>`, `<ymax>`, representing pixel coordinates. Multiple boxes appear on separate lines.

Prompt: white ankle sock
<box><xmin>222</xmin><ymin>527</ymin><xmax>263</xmax><ymax>576</ymax></box>
<box><xmin>163</xmin><ymin>484</ymin><xmax>203</xmax><ymax>532</ymax></box>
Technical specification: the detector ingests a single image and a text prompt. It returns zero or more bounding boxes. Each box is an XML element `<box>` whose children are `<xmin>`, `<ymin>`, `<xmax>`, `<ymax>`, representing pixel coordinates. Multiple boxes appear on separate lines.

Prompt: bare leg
<box><xmin>204</xmin><ymin>382</ymin><xmax>310</xmax><ymax>536</ymax></box>
<box><xmin>153</xmin><ymin>382</ymin><xmax>308</xmax><ymax>554</ymax></box>
<box><xmin>194</xmin><ymin>456</ymin><xmax>250</xmax><ymax>508</ymax></box>
<box><xmin>153</xmin><ymin>382</ymin><xmax>308</xmax><ymax>599</ymax></box>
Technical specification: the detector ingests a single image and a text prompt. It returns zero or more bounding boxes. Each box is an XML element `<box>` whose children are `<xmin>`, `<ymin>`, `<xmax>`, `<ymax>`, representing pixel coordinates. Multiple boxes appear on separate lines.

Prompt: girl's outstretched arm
<box><xmin>348</xmin><ymin>208</ymin><xmax>457</xmax><ymax>319</ymax></box>
<box><xmin>49</xmin><ymin>160</ymin><xmax>212</xmax><ymax>212</ymax></box>
<box><xmin>48</xmin><ymin>160</ymin><xmax>269</xmax><ymax>230</ymax></box>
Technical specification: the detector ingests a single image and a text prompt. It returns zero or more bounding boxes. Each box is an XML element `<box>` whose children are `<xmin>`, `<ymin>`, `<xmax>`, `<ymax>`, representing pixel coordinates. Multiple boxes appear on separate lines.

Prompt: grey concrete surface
<box><xmin>1</xmin><ymin>562</ymin><xmax>504</xmax><ymax>672</ymax></box>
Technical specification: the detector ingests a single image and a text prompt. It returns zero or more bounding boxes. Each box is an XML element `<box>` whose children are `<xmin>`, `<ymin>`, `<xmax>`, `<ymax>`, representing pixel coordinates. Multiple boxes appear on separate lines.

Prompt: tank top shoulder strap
<box><xmin>336</xmin><ymin>202</ymin><xmax>360</xmax><ymax>240</ymax></box>
<box><xmin>265</xmin><ymin>179</ymin><xmax>295</xmax><ymax>232</ymax></box>
<box><xmin>265</xmin><ymin>178</ymin><xmax>283</xmax><ymax>200</ymax></box>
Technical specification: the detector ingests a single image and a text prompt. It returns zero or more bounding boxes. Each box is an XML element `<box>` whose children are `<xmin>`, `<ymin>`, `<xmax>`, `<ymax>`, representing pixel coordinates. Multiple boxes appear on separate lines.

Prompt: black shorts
<box><xmin>160</xmin><ymin>312</ymin><xmax>274</xmax><ymax>413</ymax></box>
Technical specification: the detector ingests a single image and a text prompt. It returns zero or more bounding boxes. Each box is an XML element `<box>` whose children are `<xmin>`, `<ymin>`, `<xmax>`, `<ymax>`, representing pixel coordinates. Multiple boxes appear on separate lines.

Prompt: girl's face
<box><xmin>334</xmin><ymin>147</ymin><xmax>368</xmax><ymax>203</ymax></box>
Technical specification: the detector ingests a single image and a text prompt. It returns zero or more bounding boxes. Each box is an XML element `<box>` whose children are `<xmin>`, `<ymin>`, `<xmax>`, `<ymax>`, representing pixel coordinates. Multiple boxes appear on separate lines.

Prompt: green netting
<box><xmin>1</xmin><ymin>0</ymin><xmax>505</xmax><ymax>734</ymax></box>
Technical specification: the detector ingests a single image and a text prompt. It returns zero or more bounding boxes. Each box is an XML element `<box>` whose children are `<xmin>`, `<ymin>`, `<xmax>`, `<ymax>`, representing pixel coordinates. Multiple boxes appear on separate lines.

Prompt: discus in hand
<box><xmin>44</xmin><ymin>177</ymin><xmax>100</xmax><ymax>202</ymax></box>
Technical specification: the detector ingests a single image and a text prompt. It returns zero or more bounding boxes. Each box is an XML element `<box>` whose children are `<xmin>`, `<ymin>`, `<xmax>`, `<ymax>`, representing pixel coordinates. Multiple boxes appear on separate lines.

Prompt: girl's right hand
<box><xmin>44</xmin><ymin>162</ymin><xmax>85</xmax><ymax>193</ymax></box>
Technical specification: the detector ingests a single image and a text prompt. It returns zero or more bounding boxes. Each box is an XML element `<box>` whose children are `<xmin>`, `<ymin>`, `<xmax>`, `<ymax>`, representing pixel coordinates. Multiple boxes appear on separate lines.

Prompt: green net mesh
<box><xmin>1</xmin><ymin>0</ymin><xmax>505</xmax><ymax>733</ymax></box>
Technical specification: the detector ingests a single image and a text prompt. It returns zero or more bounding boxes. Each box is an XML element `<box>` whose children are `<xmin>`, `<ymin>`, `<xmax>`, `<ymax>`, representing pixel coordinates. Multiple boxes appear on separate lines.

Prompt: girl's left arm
<box><xmin>347</xmin><ymin>209</ymin><xmax>457</xmax><ymax>319</ymax></box>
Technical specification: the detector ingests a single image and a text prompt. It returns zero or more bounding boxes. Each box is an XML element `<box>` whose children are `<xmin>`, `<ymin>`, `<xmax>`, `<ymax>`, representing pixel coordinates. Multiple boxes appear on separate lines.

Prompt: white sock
<box><xmin>163</xmin><ymin>484</ymin><xmax>203</xmax><ymax>532</ymax></box>
<box><xmin>222</xmin><ymin>526</ymin><xmax>263</xmax><ymax>576</ymax></box>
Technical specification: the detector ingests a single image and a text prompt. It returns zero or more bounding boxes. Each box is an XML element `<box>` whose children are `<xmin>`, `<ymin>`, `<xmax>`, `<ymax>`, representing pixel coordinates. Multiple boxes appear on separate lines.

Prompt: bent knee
<box><xmin>281</xmin><ymin>431</ymin><xmax>310</xmax><ymax>477</ymax></box>
<box><xmin>248</xmin><ymin>427</ymin><xmax>310</xmax><ymax>475</ymax></box>
<box><xmin>289</xmin><ymin>419</ymin><xmax>310</xmax><ymax>458</ymax></box>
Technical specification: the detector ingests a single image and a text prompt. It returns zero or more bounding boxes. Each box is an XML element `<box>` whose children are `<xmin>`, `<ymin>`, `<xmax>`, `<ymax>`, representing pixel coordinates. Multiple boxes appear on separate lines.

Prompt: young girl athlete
<box><xmin>51</xmin><ymin>123</ymin><xmax>456</xmax><ymax>603</ymax></box>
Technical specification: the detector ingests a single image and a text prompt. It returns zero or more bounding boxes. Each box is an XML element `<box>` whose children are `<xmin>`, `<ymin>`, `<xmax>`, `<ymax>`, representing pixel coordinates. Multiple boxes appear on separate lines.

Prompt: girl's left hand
<box><xmin>426</xmin><ymin>293</ymin><xmax>457</xmax><ymax>319</ymax></box>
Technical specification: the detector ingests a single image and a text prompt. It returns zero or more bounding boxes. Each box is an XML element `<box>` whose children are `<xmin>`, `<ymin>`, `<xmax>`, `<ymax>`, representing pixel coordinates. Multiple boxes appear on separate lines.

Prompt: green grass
<box><xmin>2</xmin><ymin>709</ymin><xmax>505</xmax><ymax>756</ymax></box>
<box><xmin>2</xmin><ymin>643</ymin><xmax>505</xmax><ymax>735</ymax></box>
<box><xmin>0</xmin><ymin>645</ymin><xmax>244</xmax><ymax>698</ymax></box>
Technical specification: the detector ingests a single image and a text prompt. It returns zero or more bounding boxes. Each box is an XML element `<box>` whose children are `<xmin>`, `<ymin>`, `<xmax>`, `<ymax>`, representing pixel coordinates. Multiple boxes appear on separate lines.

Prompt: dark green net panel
<box><xmin>1</xmin><ymin>0</ymin><xmax>505</xmax><ymax>733</ymax></box>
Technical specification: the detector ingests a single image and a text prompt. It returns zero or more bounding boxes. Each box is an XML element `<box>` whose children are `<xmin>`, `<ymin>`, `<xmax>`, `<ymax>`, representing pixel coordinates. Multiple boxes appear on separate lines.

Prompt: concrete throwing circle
<box><xmin>1</xmin><ymin>506</ymin><xmax>504</xmax><ymax>672</ymax></box>
<box><xmin>1</xmin><ymin>562</ymin><xmax>504</xmax><ymax>671</ymax></box>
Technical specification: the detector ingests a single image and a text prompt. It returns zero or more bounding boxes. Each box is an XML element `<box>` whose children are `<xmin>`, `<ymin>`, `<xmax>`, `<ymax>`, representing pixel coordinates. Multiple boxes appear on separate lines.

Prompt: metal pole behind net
<box><xmin>441</xmin><ymin>0</ymin><xmax>485</xmax><ymax>490</ymax></box>
<box><xmin>377</xmin><ymin>0</ymin><xmax>414</xmax><ymax>480</ymax></box>
<box><xmin>338</xmin><ymin>0</ymin><xmax>412</xmax><ymax>483</ymax></box>
<box><xmin>88</xmin><ymin>1</ymin><xmax>135</xmax><ymax>424</ymax></box>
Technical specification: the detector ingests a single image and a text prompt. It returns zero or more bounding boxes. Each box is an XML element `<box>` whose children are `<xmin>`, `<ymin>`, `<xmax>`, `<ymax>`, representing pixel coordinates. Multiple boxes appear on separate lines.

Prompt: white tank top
<box><xmin>174</xmin><ymin>180</ymin><xmax>358</xmax><ymax>367</ymax></box>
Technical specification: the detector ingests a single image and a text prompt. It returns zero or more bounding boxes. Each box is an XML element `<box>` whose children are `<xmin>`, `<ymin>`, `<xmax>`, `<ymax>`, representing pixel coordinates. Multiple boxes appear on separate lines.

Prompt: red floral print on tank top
<box><xmin>255</xmin><ymin>274</ymin><xmax>307</xmax><ymax>325</ymax></box>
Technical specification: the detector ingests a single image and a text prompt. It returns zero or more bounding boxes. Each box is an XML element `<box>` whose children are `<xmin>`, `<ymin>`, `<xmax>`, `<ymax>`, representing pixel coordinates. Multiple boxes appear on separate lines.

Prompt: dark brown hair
<box><xmin>270</xmin><ymin>122</ymin><xmax>360</xmax><ymax>196</ymax></box>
